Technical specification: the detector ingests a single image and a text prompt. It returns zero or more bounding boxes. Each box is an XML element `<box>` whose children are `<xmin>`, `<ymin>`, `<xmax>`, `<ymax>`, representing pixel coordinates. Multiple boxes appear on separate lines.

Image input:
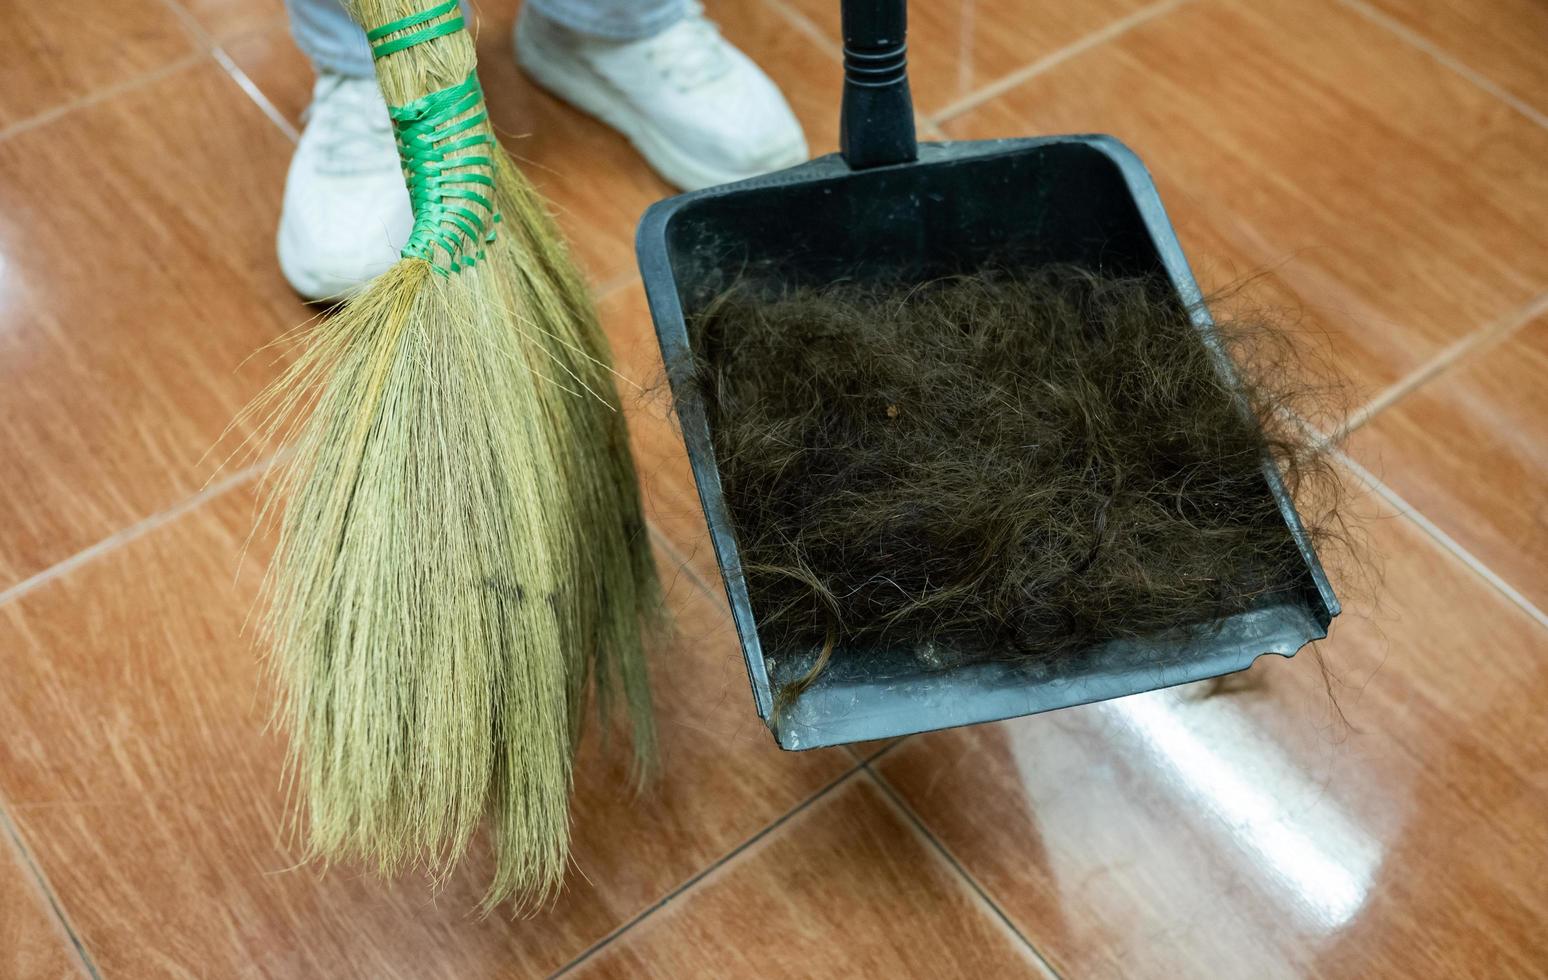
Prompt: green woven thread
<box><xmin>366</xmin><ymin>0</ymin><xmax>463</xmax><ymax>59</ymax></box>
<box><xmin>389</xmin><ymin>72</ymin><xmax>499</xmax><ymax>274</ymax></box>
<box><xmin>367</xmin><ymin>2</ymin><xmax>499</xmax><ymax>274</ymax></box>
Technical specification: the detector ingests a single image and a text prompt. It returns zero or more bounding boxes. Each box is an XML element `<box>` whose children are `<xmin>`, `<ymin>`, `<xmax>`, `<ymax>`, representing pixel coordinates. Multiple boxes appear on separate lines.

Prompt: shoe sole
<box><xmin>515</xmin><ymin>22</ymin><xmax>806</xmax><ymax>192</ymax></box>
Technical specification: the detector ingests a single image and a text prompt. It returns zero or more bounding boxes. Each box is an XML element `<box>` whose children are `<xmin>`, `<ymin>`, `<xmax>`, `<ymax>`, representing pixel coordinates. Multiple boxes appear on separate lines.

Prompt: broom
<box><xmin>254</xmin><ymin>0</ymin><xmax>658</xmax><ymax>908</ymax></box>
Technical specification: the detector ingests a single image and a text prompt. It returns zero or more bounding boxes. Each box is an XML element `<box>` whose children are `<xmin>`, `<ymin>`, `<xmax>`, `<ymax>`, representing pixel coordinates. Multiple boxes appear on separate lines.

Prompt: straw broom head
<box><xmin>251</xmin><ymin>0</ymin><xmax>659</xmax><ymax>909</ymax></box>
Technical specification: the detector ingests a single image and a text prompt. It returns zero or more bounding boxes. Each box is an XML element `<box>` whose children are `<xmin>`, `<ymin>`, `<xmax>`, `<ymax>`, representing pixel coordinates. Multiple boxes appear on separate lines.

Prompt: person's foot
<box><xmin>515</xmin><ymin>4</ymin><xmax>808</xmax><ymax>191</ymax></box>
<box><xmin>276</xmin><ymin>73</ymin><xmax>412</xmax><ymax>302</ymax></box>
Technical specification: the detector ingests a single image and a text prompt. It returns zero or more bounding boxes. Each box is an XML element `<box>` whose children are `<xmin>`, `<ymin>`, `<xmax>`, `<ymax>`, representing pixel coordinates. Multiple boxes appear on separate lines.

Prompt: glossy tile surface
<box><xmin>0</xmin><ymin>487</ymin><xmax>848</xmax><ymax>977</ymax></box>
<box><xmin>0</xmin><ymin>840</ymin><xmax>79</xmax><ymax>979</ymax></box>
<box><xmin>1349</xmin><ymin>314</ymin><xmax>1548</xmax><ymax>610</ymax></box>
<box><xmin>572</xmin><ymin>776</ymin><xmax>1047</xmax><ymax>979</ymax></box>
<box><xmin>1</xmin><ymin>0</ymin><xmax>195</xmax><ymax>128</ymax></box>
<box><xmin>2</xmin><ymin>0</ymin><xmax>1547</xmax><ymax>974</ymax></box>
<box><xmin>785</xmin><ymin>0</ymin><xmax>1157</xmax><ymax>116</ymax></box>
<box><xmin>942</xmin><ymin>0</ymin><xmax>1548</xmax><ymax>395</ymax></box>
<box><xmin>0</xmin><ymin>61</ymin><xmax>305</xmax><ymax>590</ymax></box>
<box><xmin>875</xmin><ymin>485</ymin><xmax>1548</xmax><ymax>977</ymax></box>
<box><xmin>600</xmin><ymin>282</ymin><xmax>722</xmax><ymax>589</ymax></box>
<box><xmin>1363</xmin><ymin>0</ymin><xmax>1548</xmax><ymax>117</ymax></box>
<box><xmin>178</xmin><ymin>0</ymin><xmax>287</xmax><ymax>41</ymax></box>
<box><xmin>223</xmin><ymin>20</ymin><xmax>313</xmax><ymax>128</ymax></box>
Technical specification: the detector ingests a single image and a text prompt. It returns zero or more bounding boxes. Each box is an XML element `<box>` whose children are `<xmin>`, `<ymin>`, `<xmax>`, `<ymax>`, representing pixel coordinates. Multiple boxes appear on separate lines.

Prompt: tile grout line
<box><xmin>646</xmin><ymin>524</ymin><xmax>722</xmax><ymax>603</ymax></box>
<box><xmin>761</xmin><ymin>0</ymin><xmax>843</xmax><ymax>62</ymax></box>
<box><xmin>1288</xmin><ymin>406</ymin><xmax>1548</xmax><ymax>629</ymax></box>
<box><xmin>929</xmin><ymin>0</ymin><xmax>1192</xmax><ymax>125</ymax></box>
<box><xmin>862</xmin><ymin>734</ymin><xmax>910</xmax><ymax>765</ymax></box>
<box><xmin>0</xmin><ymin>52</ymin><xmax>208</xmax><ymax>144</ymax></box>
<box><xmin>1336</xmin><ymin>0</ymin><xmax>1548</xmax><ymax>132</ymax></box>
<box><xmin>760</xmin><ymin>0</ymin><xmax>942</xmax><ymax>140</ymax></box>
<box><xmin>157</xmin><ymin>0</ymin><xmax>303</xmax><ymax>143</ymax></box>
<box><xmin>214</xmin><ymin>45</ymin><xmax>302</xmax><ymax>143</ymax></box>
<box><xmin>155</xmin><ymin>0</ymin><xmax>214</xmax><ymax>45</ymax></box>
<box><xmin>593</xmin><ymin>271</ymin><xmax>640</xmax><ymax>302</ymax></box>
<box><xmin>1340</xmin><ymin>289</ymin><xmax>1548</xmax><ymax>438</ymax></box>
<box><xmin>759</xmin><ymin>0</ymin><xmax>1125</xmax><ymax>144</ymax></box>
<box><xmin>1</xmin><ymin>10</ymin><xmax>272</xmax><ymax>969</ymax></box>
<box><xmin>0</xmin><ymin>0</ymin><xmax>221</xmax><ymax>144</ymax></box>
<box><xmin>861</xmin><ymin>765</ymin><xmax>1062</xmax><ymax>975</ymax></box>
<box><xmin>547</xmin><ymin>762</ymin><xmax>867</xmax><ymax>978</ymax></box>
<box><xmin>918</xmin><ymin>116</ymin><xmax>950</xmax><ymax>142</ymax></box>
<box><xmin>0</xmin><ymin>803</ymin><xmax>103</xmax><ymax>980</ymax></box>
<box><xmin>0</xmin><ymin>271</ymin><xmax>627</xmax><ymax>616</ymax></box>
<box><xmin>861</xmin><ymin>766</ymin><xmax>1062</xmax><ymax>978</ymax></box>
<box><xmin>839</xmin><ymin>732</ymin><xmax>902</xmax><ymax>769</ymax></box>
<box><xmin>759</xmin><ymin>0</ymin><xmax>958</xmax><ymax>144</ymax></box>
<box><xmin>1330</xmin><ymin>448</ymin><xmax>1548</xmax><ymax>630</ymax></box>
<box><xmin>0</xmin><ymin>462</ymin><xmax>270</xmax><ymax>611</ymax></box>
<box><xmin>8</xmin><ymin>9</ymin><xmax>1008</xmax><ymax>971</ymax></box>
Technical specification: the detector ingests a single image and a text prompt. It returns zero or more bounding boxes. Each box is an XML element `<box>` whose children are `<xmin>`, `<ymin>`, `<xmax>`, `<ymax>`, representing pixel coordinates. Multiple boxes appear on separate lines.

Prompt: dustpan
<box><xmin>636</xmin><ymin>0</ymin><xmax>1339</xmax><ymax>749</ymax></box>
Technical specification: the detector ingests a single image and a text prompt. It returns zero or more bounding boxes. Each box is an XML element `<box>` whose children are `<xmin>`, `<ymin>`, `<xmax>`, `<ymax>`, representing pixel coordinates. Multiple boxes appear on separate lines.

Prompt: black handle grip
<box><xmin>839</xmin><ymin>0</ymin><xmax>917</xmax><ymax>170</ymax></box>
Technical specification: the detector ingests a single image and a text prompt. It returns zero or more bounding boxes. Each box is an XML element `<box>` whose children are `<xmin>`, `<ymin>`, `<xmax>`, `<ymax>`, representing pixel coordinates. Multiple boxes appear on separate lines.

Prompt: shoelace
<box><xmin>642</xmin><ymin>10</ymin><xmax>732</xmax><ymax>91</ymax></box>
<box><xmin>306</xmin><ymin>75</ymin><xmax>395</xmax><ymax>174</ymax></box>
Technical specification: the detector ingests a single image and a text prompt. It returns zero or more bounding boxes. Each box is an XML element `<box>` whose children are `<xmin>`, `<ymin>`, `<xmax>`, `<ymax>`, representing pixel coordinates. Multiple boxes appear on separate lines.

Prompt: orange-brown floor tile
<box><xmin>784</xmin><ymin>0</ymin><xmax>1158</xmax><ymax>116</ymax></box>
<box><xmin>179</xmin><ymin>0</ymin><xmax>287</xmax><ymax>41</ymax></box>
<box><xmin>7</xmin><ymin>0</ymin><xmax>1547</xmax><ymax>976</ymax></box>
<box><xmin>600</xmin><ymin>281</ymin><xmax>723</xmax><ymax>588</ymax></box>
<box><xmin>1</xmin><ymin>0</ymin><xmax>197</xmax><ymax>128</ymax></box>
<box><xmin>1348</xmin><ymin>314</ymin><xmax>1548</xmax><ymax>611</ymax></box>
<box><xmin>0</xmin><ymin>482</ymin><xmax>848</xmax><ymax>977</ymax></box>
<box><xmin>223</xmin><ymin>20</ymin><xmax>314</xmax><ymax>128</ymax></box>
<box><xmin>631</xmin><ymin>403</ymin><xmax>724</xmax><ymax>592</ymax></box>
<box><xmin>874</xmin><ymin>484</ymin><xmax>1548</xmax><ymax>978</ymax></box>
<box><xmin>570</xmin><ymin>775</ymin><xmax>1047</xmax><ymax>979</ymax></box>
<box><xmin>1363</xmin><ymin>0</ymin><xmax>1548</xmax><ymax>117</ymax></box>
<box><xmin>942</xmin><ymin>0</ymin><xmax>1548</xmax><ymax>397</ymax></box>
<box><xmin>716</xmin><ymin>0</ymin><xmax>844</xmax><ymax>155</ymax></box>
<box><xmin>0</xmin><ymin>837</ymin><xmax>80</xmax><ymax>979</ymax></box>
<box><xmin>0</xmin><ymin>61</ymin><xmax>307</xmax><ymax>591</ymax></box>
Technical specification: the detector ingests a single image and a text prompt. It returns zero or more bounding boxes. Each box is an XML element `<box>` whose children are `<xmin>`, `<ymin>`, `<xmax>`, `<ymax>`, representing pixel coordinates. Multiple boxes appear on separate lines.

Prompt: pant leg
<box><xmin>285</xmin><ymin>0</ymin><xmax>376</xmax><ymax>78</ymax></box>
<box><xmin>526</xmin><ymin>0</ymin><xmax>688</xmax><ymax>41</ymax></box>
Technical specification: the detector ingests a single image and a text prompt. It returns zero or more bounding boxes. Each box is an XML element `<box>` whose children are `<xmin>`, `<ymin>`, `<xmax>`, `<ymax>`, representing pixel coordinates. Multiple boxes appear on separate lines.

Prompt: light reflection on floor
<box><xmin>1106</xmin><ymin>690</ymin><xmax>1381</xmax><ymax>928</ymax></box>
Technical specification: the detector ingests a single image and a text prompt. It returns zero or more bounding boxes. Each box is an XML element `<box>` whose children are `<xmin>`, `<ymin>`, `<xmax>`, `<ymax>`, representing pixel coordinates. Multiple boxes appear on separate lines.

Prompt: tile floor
<box><xmin>0</xmin><ymin>0</ymin><xmax>1544</xmax><ymax>977</ymax></box>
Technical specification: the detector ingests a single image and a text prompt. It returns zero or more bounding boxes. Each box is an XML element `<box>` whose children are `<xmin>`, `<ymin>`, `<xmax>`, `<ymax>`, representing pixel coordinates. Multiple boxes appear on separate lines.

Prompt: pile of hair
<box><xmin>686</xmin><ymin>266</ymin><xmax>1340</xmax><ymax>676</ymax></box>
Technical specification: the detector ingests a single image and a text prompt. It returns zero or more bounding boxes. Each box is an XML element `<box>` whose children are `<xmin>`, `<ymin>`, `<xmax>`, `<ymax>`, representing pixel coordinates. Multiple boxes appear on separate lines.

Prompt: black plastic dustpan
<box><xmin>635</xmin><ymin>0</ymin><xmax>1338</xmax><ymax>750</ymax></box>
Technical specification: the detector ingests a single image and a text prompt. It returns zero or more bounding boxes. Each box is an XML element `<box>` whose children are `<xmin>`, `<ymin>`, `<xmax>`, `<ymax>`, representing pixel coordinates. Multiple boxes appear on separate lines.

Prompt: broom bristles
<box><xmin>253</xmin><ymin>0</ymin><xmax>659</xmax><ymax>909</ymax></box>
<box><xmin>492</xmin><ymin>154</ymin><xmax>661</xmax><ymax>773</ymax></box>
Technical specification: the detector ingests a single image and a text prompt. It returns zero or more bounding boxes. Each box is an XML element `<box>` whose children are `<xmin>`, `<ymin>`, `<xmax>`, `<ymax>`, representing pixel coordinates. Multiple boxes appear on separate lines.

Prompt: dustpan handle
<box><xmin>840</xmin><ymin>0</ymin><xmax>918</xmax><ymax>170</ymax></box>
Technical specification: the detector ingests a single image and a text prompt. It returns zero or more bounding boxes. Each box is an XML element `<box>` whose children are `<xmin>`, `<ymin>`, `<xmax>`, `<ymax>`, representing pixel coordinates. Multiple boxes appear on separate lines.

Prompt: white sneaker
<box><xmin>276</xmin><ymin>74</ymin><xmax>412</xmax><ymax>302</ymax></box>
<box><xmin>515</xmin><ymin>5</ymin><xmax>808</xmax><ymax>191</ymax></box>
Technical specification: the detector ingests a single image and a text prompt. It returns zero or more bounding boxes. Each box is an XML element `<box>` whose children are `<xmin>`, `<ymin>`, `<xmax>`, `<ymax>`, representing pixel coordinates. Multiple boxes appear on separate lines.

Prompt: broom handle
<box><xmin>839</xmin><ymin>0</ymin><xmax>918</xmax><ymax>169</ymax></box>
<box><xmin>355</xmin><ymin>0</ymin><xmax>497</xmax><ymax>273</ymax></box>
